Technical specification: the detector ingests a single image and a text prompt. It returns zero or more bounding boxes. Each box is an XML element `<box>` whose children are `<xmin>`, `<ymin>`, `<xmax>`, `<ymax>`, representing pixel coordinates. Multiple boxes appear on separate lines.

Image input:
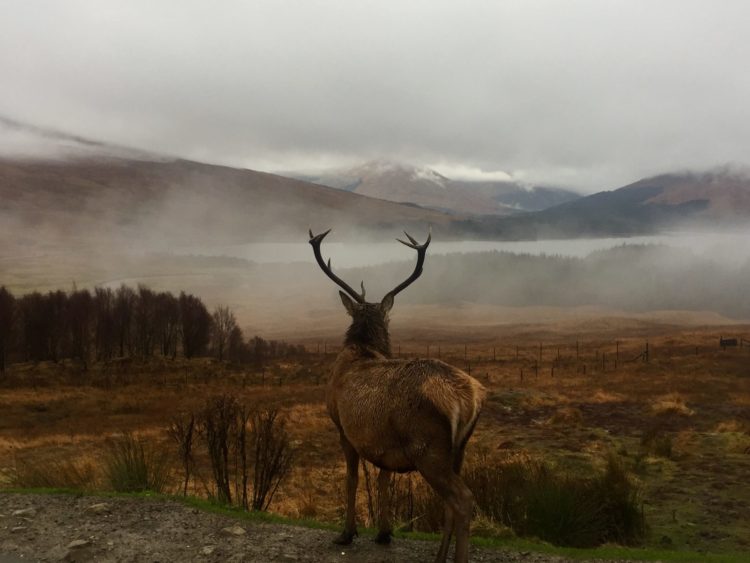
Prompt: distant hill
<box><xmin>3</xmin><ymin>118</ymin><xmax>748</xmax><ymax>251</ymax></box>
<box><xmin>0</xmin><ymin>117</ymin><xmax>481</xmax><ymax>253</ymax></box>
<box><xmin>466</xmin><ymin>168</ymin><xmax>750</xmax><ymax>239</ymax></box>
<box><xmin>300</xmin><ymin>160</ymin><xmax>581</xmax><ymax>216</ymax></box>
<box><xmin>0</xmin><ymin>157</ymin><xmax>467</xmax><ymax>253</ymax></box>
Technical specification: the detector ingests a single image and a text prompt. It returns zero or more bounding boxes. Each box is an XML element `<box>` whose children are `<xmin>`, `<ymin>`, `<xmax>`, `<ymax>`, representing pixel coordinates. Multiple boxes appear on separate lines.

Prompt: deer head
<box><xmin>308</xmin><ymin>228</ymin><xmax>431</xmax><ymax>357</ymax></box>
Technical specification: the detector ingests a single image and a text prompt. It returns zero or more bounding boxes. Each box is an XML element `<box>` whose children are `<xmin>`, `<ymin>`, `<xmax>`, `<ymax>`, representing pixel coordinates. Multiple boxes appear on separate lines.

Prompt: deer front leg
<box><xmin>374</xmin><ymin>469</ymin><xmax>393</xmax><ymax>544</ymax></box>
<box><xmin>334</xmin><ymin>434</ymin><xmax>359</xmax><ymax>545</ymax></box>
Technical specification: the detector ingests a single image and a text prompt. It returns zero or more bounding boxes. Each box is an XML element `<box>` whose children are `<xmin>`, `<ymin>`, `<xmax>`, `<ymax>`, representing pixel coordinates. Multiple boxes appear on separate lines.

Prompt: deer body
<box><xmin>309</xmin><ymin>229</ymin><xmax>485</xmax><ymax>563</ymax></box>
<box><xmin>329</xmin><ymin>354</ymin><xmax>484</xmax><ymax>474</ymax></box>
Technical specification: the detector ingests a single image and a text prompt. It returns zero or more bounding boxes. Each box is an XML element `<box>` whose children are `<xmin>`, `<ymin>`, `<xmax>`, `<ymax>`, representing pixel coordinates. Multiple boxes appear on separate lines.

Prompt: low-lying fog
<box><xmin>174</xmin><ymin>231</ymin><xmax>750</xmax><ymax>268</ymax></box>
<box><xmin>3</xmin><ymin>229</ymin><xmax>749</xmax><ymax>337</ymax></box>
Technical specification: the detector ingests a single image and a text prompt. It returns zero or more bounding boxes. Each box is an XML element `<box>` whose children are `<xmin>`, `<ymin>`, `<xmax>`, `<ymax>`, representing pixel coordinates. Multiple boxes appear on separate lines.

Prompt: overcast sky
<box><xmin>2</xmin><ymin>0</ymin><xmax>750</xmax><ymax>191</ymax></box>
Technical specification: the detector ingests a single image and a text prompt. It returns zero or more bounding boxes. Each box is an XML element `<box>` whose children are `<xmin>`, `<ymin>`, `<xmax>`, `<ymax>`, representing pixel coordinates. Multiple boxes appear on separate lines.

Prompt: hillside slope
<box><xmin>467</xmin><ymin>168</ymin><xmax>750</xmax><ymax>239</ymax></box>
<box><xmin>0</xmin><ymin>157</ymin><xmax>461</xmax><ymax>252</ymax></box>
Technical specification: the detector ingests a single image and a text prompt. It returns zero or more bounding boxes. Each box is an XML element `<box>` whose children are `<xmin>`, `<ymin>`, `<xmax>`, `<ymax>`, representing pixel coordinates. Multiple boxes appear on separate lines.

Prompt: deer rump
<box><xmin>330</xmin><ymin>358</ymin><xmax>486</xmax><ymax>473</ymax></box>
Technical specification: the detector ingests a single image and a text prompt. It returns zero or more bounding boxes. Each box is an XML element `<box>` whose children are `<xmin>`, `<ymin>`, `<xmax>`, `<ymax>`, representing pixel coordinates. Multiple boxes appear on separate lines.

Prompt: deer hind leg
<box><xmin>417</xmin><ymin>454</ymin><xmax>474</xmax><ymax>563</ymax></box>
<box><xmin>433</xmin><ymin>444</ymin><xmax>470</xmax><ymax>562</ymax></box>
<box><xmin>435</xmin><ymin>504</ymin><xmax>454</xmax><ymax>562</ymax></box>
<box><xmin>333</xmin><ymin>434</ymin><xmax>359</xmax><ymax>545</ymax></box>
<box><xmin>374</xmin><ymin>468</ymin><xmax>393</xmax><ymax>544</ymax></box>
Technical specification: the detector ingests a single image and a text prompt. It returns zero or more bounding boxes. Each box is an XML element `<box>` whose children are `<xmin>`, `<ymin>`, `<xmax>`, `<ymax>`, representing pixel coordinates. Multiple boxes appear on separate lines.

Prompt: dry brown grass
<box><xmin>651</xmin><ymin>393</ymin><xmax>695</xmax><ymax>417</ymax></box>
<box><xmin>1</xmin><ymin>318</ymin><xmax>749</xmax><ymax>551</ymax></box>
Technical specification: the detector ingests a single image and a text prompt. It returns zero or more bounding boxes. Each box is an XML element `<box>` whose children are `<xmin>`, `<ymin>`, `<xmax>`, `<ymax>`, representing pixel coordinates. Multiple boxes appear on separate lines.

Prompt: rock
<box><xmin>67</xmin><ymin>539</ymin><xmax>91</xmax><ymax>549</ymax></box>
<box><xmin>200</xmin><ymin>545</ymin><xmax>216</xmax><ymax>555</ymax></box>
<box><xmin>11</xmin><ymin>507</ymin><xmax>37</xmax><ymax>517</ymax></box>
<box><xmin>63</xmin><ymin>547</ymin><xmax>95</xmax><ymax>563</ymax></box>
<box><xmin>85</xmin><ymin>503</ymin><xmax>110</xmax><ymax>515</ymax></box>
<box><xmin>220</xmin><ymin>524</ymin><xmax>247</xmax><ymax>536</ymax></box>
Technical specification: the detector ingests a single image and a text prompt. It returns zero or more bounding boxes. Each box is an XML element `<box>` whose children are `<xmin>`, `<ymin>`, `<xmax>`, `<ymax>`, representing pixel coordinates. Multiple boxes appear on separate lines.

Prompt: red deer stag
<box><xmin>309</xmin><ymin>228</ymin><xmax>485</xmax><ymax>563</ymax></box>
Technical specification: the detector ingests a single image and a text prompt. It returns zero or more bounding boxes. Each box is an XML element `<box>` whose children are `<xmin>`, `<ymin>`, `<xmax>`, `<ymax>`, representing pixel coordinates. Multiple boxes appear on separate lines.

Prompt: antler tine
<box><xmin>404</xmin><ymin>231</ymin><xmax>418</xmax><ymax>245</ymax></box>
<box><xmin>360</xmin><ymin>281</ymin><xmax>366</xmax><ymax>300</ymax></box>
<box><xmin>385</xmin><ymin>228</ymin><xmax>432</xmax><ymax>300</ymax></box>
<box><xmin>308</xmin><ymin>228</ymin><xmax>365</xmax><ymax>303</ymax></box>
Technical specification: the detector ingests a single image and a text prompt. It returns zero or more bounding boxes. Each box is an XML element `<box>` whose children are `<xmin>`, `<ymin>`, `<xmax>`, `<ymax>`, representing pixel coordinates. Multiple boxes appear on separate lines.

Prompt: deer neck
<box><xmin>343</xmin><ymin>317</ymin><xmax>392</xmax><ymax>358</ymax></box>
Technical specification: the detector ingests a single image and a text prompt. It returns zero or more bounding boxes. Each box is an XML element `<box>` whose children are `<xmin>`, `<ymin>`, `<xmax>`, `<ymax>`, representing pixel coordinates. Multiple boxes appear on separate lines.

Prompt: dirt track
<box><xmin>0</xmin><ymin>493</ymin><xmax>608</xmax><ymax>562</ymax></box>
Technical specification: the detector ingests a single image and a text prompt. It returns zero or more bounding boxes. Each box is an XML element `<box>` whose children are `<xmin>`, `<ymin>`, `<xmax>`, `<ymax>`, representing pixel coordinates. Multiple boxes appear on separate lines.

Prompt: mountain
<box><xmin>0</xmin><ymin>157</ymin><xmax>470</xmax><ymax>252</ymax></box>
<box><xmin>3</xmin><ymin>118</ymin><xmax>747</xmax><ymax>252</ymax></box>
<box><xmin>301</xmin><ymin>160</ymin><xmax>581</xmax><ymax>216</ymax></box>
<box><xmin>468</xmin><ymin>168</ymin><xmax>750</xmax><ymax>239</ymax></box>
<box><xmin>0</xmin><ymin>121</ymin><xmax>466</xmax><ymax>253</ymax></box>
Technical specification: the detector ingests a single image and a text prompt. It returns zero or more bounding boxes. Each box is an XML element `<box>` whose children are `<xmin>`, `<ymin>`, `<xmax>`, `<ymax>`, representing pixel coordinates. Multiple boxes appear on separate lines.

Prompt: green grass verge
<box><xmin>2</xmin><ymin>487</ymin><xmax>747</xmax><ymax>562</ymax></box>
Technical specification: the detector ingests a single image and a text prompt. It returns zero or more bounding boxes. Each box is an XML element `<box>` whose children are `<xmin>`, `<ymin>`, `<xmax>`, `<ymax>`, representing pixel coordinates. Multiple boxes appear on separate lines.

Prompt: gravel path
<box><xmin>0</xmin><ymin>493</ymin><xmax>626</xmax><ymax>562</ymax></box>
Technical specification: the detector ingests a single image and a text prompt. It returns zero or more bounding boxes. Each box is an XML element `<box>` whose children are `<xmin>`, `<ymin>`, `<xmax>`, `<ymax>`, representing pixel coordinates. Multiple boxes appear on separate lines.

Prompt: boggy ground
<box><xmin>1</xmin><ymin>315</ymin><xmax>749</xmax><ymax>557</ymax></box>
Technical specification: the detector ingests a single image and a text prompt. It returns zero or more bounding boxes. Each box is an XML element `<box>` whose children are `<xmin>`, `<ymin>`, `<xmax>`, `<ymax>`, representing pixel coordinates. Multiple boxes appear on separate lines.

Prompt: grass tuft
<box><xmin>7</xmin><ymin>456</ymin><xmax>97</xmax><ymax>490</ymax></box>
<box><xmin>103</xmin><ymin>433</ymin><xmax>171</xmax><ymax>493</ymax></box>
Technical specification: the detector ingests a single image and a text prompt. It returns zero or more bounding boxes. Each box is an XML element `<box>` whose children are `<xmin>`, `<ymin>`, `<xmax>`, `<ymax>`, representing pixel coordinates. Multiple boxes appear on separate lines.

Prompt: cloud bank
<box><xmin>2</xmin><ymin>1</ymin><xmax>750</xmax><ymax>191</ymax></box>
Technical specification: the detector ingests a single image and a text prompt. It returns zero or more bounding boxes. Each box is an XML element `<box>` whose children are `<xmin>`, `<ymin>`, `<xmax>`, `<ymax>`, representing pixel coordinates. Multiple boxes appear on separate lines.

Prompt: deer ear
<box><xmin>339</xmin><ymin>291</ymin><xmax>357</xmax><ymax>316</ymax></box>
<box><xmin>380</xmin><ymin>293</ymin><xmax>394</xmax><ymax>313</ymax></box>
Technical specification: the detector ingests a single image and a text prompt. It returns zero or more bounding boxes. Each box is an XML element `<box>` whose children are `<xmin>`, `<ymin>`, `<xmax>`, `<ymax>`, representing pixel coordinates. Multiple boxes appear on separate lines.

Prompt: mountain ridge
<box><xmin>299</xmin><ymin>159</ymin><xmax>582</xmax><ymax>216</ymax></box>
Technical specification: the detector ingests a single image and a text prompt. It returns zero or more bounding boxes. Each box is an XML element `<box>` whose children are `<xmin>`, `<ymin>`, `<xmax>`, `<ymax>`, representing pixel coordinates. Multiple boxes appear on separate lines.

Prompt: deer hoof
<box><xmin>374</xmin><ymin>531</ymin><xmax>392</xmax><ymax>545</ymax></box>
<box><xmin>333</xmin><ymin>530</ymin><xmax>357</xmax><ymax>545</ymax></box>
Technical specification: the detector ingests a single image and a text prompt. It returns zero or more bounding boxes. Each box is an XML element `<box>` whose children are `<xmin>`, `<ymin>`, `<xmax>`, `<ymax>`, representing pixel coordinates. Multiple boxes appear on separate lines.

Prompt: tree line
<box><xmin>0</xmin><ymin>285</ymin><xmax>305</xmax><ymax>372</ymax></box>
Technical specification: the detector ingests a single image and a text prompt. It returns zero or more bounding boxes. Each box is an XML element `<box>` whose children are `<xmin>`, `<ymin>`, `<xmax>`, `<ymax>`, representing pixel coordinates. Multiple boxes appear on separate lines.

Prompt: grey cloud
<box><xmin>2</xmin><ymin>0</ymin><xmax>750</xmax><ymax>191</ymax></box>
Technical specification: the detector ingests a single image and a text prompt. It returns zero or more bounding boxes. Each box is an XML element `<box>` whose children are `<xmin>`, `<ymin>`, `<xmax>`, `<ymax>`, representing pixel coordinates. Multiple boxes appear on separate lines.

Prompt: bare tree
<box><xmin>156</xmin><ymin>292</ymin><xmax>180</xmax><ymax>358</ymax></box>
<box><xmin>67</xmin><ymin>289</ymin><xmax>93</xmax><ymax>369</ymax></box>
<box><xmin>227</xmin><ymin>325</ymin><xmax>247</xmax><ymax>363</ymax></box>
<box><xmin>0</xmin><ymin>286</ymin><xmax>16</xmax><ymax>373</ymax></box>
<box><xmin>94</xmin><ymin>287</ymin><xmax>116</xmax><ymax>361</ymax></box>
<box><xmin>211</xmin><ymin>306</ymin><xmax>236</xmax><ymax>361</ymax></box>
<box><xmin>179</xmin><ymin>292</ymin><xmax>211</xmax><ymax>358</ymax></box>
<box><xmin>114</xmin><ymin>285</ymin><xmax>136</xmax><ymax>357</ymax></box>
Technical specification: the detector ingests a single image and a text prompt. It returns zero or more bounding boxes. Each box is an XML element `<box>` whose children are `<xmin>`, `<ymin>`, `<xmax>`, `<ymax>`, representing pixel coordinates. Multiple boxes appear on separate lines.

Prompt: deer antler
<box><xmin>384</xmin><ymin>227</ymin><xmax>431</xmax><ymax>301</ymax></box>
<box><xmin>309</xmin><ymin>229</ymin><xmax>366</xmax><ymax>303</ymax></box>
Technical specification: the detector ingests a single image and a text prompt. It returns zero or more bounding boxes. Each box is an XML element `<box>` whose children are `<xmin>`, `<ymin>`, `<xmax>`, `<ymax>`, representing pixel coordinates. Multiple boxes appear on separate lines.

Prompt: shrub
<box><xmin>197</xmin><ymin>394</ymin><xmax>294</xmax><ymax>511</ymax></box>
<box><xmin>250</xmin><ymin>408</ymin><xmax>294</xmax><ymax>511</ymax></box>
<box><xmin>168</xmin><ymin>412</ymin><xmax>196</xmax><ymax>496</ymax></box>
<box><xmin>202</xmin><ymin>395</ymin><xmax>239</xmax><ymax>504</ymax></box>
<box><xmin>464</xmin><ymin>453</ymin><xmax>645</xmax><ymax>547</ymax></box>
<box><xmin>104</xmin><ymin>433</ymin><xmax>171</xmax><ymax>493</ymax></box>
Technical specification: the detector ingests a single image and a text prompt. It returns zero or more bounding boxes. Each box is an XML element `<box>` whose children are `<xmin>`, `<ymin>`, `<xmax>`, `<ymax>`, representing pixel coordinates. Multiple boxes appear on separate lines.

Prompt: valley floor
<box><xmin>1</xmin><ymin>318</ymin><xmax>749</xmax><ymax>556</ymax></box>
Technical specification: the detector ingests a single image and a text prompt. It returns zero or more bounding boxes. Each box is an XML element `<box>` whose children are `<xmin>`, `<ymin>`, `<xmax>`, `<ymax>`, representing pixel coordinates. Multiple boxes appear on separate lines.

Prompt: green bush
<box><xmin>465</xmin><ymin>454</ymin><xmax>645</xmax><ymax>547</ymax></box>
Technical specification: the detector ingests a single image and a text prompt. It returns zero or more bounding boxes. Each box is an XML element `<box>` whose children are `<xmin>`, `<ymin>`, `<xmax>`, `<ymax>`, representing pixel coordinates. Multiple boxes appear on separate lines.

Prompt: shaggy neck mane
<box><xmin>344</xmin><ymin>313</ymin><xmax>391</xmax><ymax>358</ymax></box>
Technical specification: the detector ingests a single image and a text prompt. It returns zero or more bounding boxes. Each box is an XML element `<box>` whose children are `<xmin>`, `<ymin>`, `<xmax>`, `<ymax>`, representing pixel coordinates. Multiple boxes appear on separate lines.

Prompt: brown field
<box><xmin>1</xmin><ymin>311</ymin><xmax>749</xmax><ymax>554</ymax></box>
